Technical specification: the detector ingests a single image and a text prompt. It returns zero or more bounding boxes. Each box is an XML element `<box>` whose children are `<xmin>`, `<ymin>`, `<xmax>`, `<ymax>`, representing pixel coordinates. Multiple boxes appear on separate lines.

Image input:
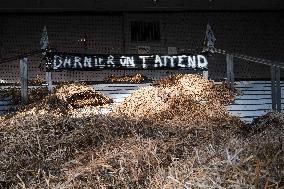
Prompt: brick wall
<box><xmin>0</xmin><ymin>12</ymin><xmax>283</xmax><ymax>83</ymax></box>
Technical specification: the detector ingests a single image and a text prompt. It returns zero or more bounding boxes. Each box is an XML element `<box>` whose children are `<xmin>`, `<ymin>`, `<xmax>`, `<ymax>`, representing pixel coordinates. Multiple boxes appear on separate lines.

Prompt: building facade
<box><xmin>0</xmin><ymin>10</ymin><xmax>284</xmax><ymax>83</ymax></box>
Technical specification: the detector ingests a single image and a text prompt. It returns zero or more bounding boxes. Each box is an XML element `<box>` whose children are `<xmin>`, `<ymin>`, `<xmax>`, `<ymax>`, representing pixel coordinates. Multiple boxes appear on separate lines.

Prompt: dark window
<box><xmin>131</xmin><ymin>21</ymin><xmax>160</xmax><ymax>42</ymax></box>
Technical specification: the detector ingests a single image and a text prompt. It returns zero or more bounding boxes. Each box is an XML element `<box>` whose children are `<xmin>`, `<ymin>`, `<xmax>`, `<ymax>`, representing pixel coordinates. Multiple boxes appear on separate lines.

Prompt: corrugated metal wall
<box><xmin>0</xmin><ymin>12</ymin><xmax>283</xmax><ymax>83</ymax></box>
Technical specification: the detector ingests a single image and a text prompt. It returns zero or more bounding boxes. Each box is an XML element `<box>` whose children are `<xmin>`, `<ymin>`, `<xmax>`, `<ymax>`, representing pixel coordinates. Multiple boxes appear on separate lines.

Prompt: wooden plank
<box><xmin>271</xmin><ymin>65</ymin><xmax>276</xmax><ymax>111</ymax></box>
<box><xmin>235</xmin><ymin>81</ymin><xmax>284</xmax><ymax>84</ymax></box>
<box><xmin>99</xmin><ymin>89</ymin><xmax>284</xmax><ymax>96</ymax></box>
<box><xmin>0</xmin><ymin>86</ymin><xmax>41</xmax><ymax>89</ymax></box>
<box><xmin>0</xmin><ymin>100</ymin><xmax>12</xmax><ymax>106</ymax></box>
<box><xmin>236</xmin><ymin>85</ymin><xmax>284</xmax><ymax>88</ymax></box>
<box><xmin>226</xmin><ymin>54</ymin><xmax>231</xmax><ymax>87</ymax></box>
<box><xmin>46</xmin><ymin>72</ymin><xmax>53</xmax><ymax>91</ymax></box>
<box><xmin>92</xmin><ymin>85</ymin><xmax>150</xmax><ymax>91</ymax></box>
<box><xmin>98</xmin><ymin>91</ymin><xmax>134</xmax><ymax>96</ymax></box>
<box><xmin>237</xmin><ymin>90</ymin><xmax>284</xmax><ymax>95</ymax></box>
<box><xmin>236</xmin><ymin>87</ymin><xmax>284</xmax><ymax>91</ymax></box>
<box><xmin>97</xmin><ymin>89</ymin><xmax>147</xmax><ymax>95</ymax></box>
<box><xmin>235</xmin><ymin>87</ymin><xmax>284</xmax><ymax>91</ymax></box>
<box><xmin>0</xmin><ymin>110</ymin><xmax>9</xmax><ymax>115</ymax></box>
<box><xmin>93</xmin><ymin>86</ymin><xmax>143</xmax><ymax>90</ymax></box>
<box><xmin>236</xmin><ymin>83</ymin><xmax>284</xmax><ymax>86</ymax></box>
<box><xmin>233</xmin><ymin>99</ymin><xmax>271</xmax><ymax>104</ymax></box>
<box><xmin>230</xmin><ymin>55</ymin><xmax>234</xmax><ymax>90</ymax></box>
<box><xmin>226</xmin><ymin>54</ymin><xmax>234</xmax><ymax>90</ymax></box>
<box><xmin>240</xmin><ymin>117</ymin><xmax>255</xmax><ymax>122</ymax></box>
<box><xmin>235</xmin><ymin>93</ymin><xmax>284</xmax><ymax>99</ymax></box>
<box><xmin>94</xmin><ymin>89</ymin><xmax>139</xmax><ymax>93</ymax></box>
<box><xmin>236</xmin><ymin>89</ymin><xmax>270</xmax><ymax>92</ymax></box>
<box><xmin>235</xmin><ymin>95</ymin><xmax>271</xmax><ymax>99</ymax></box>
<box><xmin>20</xmin><ymin>58</ymin><xmax>28</xmax><ymax>103</ymax></box>
<box><xmin>0</xmin><ymin>105</ymin><xmax>18</xmax><ymax>111</ymax></box>
<box><xmin>241</xmin><ymin>90</ymin><xmax>271</xmax><ymax>95</ymax></box>
<box><xmin>227</xmin><ymin>104</ymin><xmax>271</xmax><ymax>111</ymax></box>
<box><xmin>233</xmin><ymin>99</ymin><xmax>284</xmax><ymax>104</ymax></box>
<box><xmin>107</xmin><ymin>85</ymin><xmax>149</xmax><ymax>88</ymax></box>
<box><xmin>276</xmin><ymin>67</ymin><xmax>281</xmax><ymax>112</ymax></box>
<box><xmin>94</xmin><ymin>89</ymin><xmax>122</xmax><ymax>92</ymax></box>
<box><xmin>92</xmin><ymin>83</ymin><xmax>150</xmax><ymax>88</ymax></box>
<box><xmin>0</xmin><ymin>96</ymin><xmax>12</xmax><ymax>101</ymax></box>
<box><xmin>112</xmin><ymin>98</ymin><xmax>126</xmax><ymax>103</ymax></box>
<box><xmin>228</xmin><ymin>110</ymin><xmax>269</xmax><ymax>118</ymax></box>
<box><xmin>203</xmin><ymin>71</ymin><xmax>208</xmax><ymax>80</ymax></box>
<box><xmin>101</xmin><ymin>93</ymin><xmax>131</xmax><ymax>99</ymax></box>
<box><xmin>94</xmin><ymin>89</ymin><xmax>137</xmax><ymax>93</ymax></box>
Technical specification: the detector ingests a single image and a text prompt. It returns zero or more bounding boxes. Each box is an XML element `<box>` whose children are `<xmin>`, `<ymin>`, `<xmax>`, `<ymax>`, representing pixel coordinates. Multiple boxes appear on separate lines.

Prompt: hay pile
<box><xmin>149</xmin><ymin>117</ymin><xmax>284</xmax><ymax>188</ymax></box>
<box><xmin>0</xmin><ymin>87</ymin><xmax>49</xmax><ymax>104</ymax></box>
<box><xmin>0</xmin><ymin>75</ymin><xmax>283</xmax><ymax>188</ymax></box>
<box><xmin>113</xmin><ymin>74</ymin><xmax>235</xmax><ymax>123</ymax></box>
<box><xmin>47</xmin><ymin>84</ymin><xmax>113</xmax><ymax>110</ymax></box>
<box><xmin>0</xmin><ymin>87</ymin><xmax>20</xmax><ymax>103</ymax></box>
<box><xmin>28</xmin><ymin>75</ymin><xmax>45</xmax><ymax>86</ymax></box>
<box><xmin>104</xmin><ymin>73</ymin><xmax>149</xmax><ymax>83</ymax></box>
<box><xmin>0</xmin><ymin>84</ymin><xmax>113</xmax><ymax>122</ymax></box>
<box><xmin>1</xmin><ymin>111</ymin><xmax>283</xmax><ymax>188</ymax></box>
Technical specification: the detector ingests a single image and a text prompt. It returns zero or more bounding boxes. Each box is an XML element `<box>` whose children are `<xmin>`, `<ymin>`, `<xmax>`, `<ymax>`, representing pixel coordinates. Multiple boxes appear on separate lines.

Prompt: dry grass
<box><xmin>0</xmin><ymin>74</ymin><xmax>283</xmax><ymax>189</ymax></box>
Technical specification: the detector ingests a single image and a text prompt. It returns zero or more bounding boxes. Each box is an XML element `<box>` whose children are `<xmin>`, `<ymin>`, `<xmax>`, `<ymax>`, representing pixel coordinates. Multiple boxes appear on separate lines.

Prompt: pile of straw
<box><xmin>28</xmin><ymin>75</ymin><xmax>45</xmax><ymax>86</ymax></box>
<box><xmin>0</xmin><ymin>87</ymin><xmax>20</xmax><ymax>103</ymax></box>
<box><xmin>113</xmin><ymin>74</ymin><xmax>235</xmax><ymax>123</ymax></box>
<box><xmin>0</xmin><ymin>75</ymin><xmax>283</xmax><ymax>188</ymax></box>
<box><xmin>47</xmin><ymin>84</ymin><xmax>113</xmax><ymax>109</ymax></box>
<box><xmin>0</xmin><ymin>87</ymin><xmax>49</xmax><ymax>104</ymax></box>
<box><xmin>1</xmin><ymin>84</ymin><xmax>113</xmax><ymax>121</ymax></box>
<box><xmin>1</xmin><ymin>111</ymin><xmax>283</xmax><ymax>188</ymax></box>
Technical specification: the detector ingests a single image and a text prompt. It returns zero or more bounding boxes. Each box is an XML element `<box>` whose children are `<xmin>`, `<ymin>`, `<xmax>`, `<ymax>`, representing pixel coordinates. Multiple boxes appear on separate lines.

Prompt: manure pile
<box><xmin>0</xmin><ymin>74</ymin><xmax>283</xmax><ymax>189</ymax></box>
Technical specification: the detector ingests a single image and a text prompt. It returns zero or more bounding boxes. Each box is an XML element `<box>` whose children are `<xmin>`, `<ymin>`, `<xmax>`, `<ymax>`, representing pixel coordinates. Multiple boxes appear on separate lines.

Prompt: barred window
<box><xmin>131</xmin><ymin>21</ymin><xmax>160</xmax><ymax>42</ymax></box>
